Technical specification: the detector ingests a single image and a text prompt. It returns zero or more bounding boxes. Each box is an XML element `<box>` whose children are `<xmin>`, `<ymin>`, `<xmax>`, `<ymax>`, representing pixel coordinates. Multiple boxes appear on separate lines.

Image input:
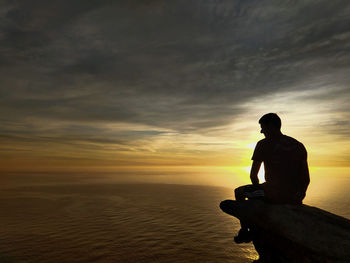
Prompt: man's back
<box><xmin>252</xmin><ymin>134</ymin><xmax>309</xmax><ymax>204</ymax></box>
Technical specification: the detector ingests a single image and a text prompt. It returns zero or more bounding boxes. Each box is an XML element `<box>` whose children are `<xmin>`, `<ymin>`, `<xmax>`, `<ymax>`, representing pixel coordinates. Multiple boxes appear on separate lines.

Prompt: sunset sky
<box><xmin>1</xmin><ymin>1</ymin><xmax>349</xmax><ymax>185</ymax></box>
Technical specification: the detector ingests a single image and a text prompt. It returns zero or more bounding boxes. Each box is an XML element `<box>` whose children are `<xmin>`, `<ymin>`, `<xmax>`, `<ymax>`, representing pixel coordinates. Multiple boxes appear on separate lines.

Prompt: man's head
<box><xmin>259</xmin><ymin>113</ymin><xmax>282</xmax><ymax>138</ymax></box>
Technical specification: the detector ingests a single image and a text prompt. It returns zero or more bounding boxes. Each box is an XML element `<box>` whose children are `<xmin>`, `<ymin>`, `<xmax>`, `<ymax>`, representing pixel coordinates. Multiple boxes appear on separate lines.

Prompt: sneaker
<box><xmin>234</xmin><ymin>228</ymin><xmax>252</xmax><ymax>244</ymax></box>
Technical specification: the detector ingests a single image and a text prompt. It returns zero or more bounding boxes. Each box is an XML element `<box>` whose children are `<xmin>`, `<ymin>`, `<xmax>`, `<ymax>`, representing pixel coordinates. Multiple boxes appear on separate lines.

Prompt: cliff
<box><xmin>220</xmin><ymin>200</ymin><xmax>350</xmax><ymax>263</ymax></box>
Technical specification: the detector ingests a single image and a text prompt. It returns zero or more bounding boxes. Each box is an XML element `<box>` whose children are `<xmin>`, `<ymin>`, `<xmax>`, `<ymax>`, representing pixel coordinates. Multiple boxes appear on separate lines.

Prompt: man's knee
<box><xmin>235</xmin><ymin>186</ymin><xmax>246</xmax><ymax>200</ymax></box>
<box><xmin>219</xmin><ymin>200</ymin><xmax>234</xmax><ymax>213</ymax></box>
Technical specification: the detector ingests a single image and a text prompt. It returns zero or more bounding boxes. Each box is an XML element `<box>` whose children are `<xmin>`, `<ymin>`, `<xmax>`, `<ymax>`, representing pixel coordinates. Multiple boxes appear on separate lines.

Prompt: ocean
<box><xmin>1</xmin><ymin>172</ymin><xmax>349</xmax><ymax>263</ymax></box>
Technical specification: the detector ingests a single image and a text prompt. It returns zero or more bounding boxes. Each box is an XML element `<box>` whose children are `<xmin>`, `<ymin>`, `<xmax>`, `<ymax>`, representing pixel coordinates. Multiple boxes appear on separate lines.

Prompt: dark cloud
<box><xmin>1</xmin><ymin>0</ymin><xmax>349</xmax><ymax>145</ymax></box>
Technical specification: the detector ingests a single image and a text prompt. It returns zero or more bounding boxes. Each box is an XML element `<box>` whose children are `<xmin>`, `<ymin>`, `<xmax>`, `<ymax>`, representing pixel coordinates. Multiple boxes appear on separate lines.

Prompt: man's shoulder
<box><xmin>256</xmin><ymin>135</ymin><xmax>306</xmax><ymax>150</ymax></box>
<box><xmin>255</xmin><ymin>138</ymin><xmax>268</xmax><ymax>150</ymax></box>
<box><xmin>257</xmin><ymin>136</ymin><xmax>301</xmax><ymax>145</ymax></box>
<box><xmin>281</xmin><ymin>135</ymin><xmax>301</xmax><ymax>143</ymax></box>
<box><xmin>280</xmin><ymin>135</ymin><xmax>307</xmax><ymax>157</ymax></box>
<box><xmin>280</xmin><ymin>134</ymin><xmax>306</xmax><ymax>146</ymax></box>
<box><xmin>257</xmin><ymin>138</ymin><xmax>267</xmax><ymax>145</ymax></box>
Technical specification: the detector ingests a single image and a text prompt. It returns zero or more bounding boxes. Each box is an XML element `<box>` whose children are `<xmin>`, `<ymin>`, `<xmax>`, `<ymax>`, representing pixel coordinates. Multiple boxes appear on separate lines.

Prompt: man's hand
<box><xmin>295</xmin><ymin>191</ymin><xmax>305</xmax><ymax>201</ymax></box>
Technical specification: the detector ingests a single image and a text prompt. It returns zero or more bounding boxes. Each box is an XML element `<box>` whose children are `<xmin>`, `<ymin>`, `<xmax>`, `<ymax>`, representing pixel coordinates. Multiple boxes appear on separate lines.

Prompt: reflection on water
<box><xmin>0</xmin><ymin>169</ymin><xmax>349</xmax><ymax>263</ymax></box>
<box><xmin>0</xmin><ymin>183</ymin><xmax>257</xmax><ymax>263</ymax></box>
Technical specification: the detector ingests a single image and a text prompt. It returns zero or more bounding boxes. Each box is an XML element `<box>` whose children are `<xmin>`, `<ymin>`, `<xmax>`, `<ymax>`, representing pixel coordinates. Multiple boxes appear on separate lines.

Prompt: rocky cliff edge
<box><xmin>220</xmin><ymin>200</ymin><xmax>350</xmax><ymax>263</ymax></box>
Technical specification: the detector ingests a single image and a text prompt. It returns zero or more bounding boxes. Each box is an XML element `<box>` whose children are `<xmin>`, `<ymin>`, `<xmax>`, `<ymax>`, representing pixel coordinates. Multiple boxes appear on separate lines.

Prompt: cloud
<box><xmin>0</xmin><ymin>0</ymin><xmax>349</xmax><ymax>159</ymax></box>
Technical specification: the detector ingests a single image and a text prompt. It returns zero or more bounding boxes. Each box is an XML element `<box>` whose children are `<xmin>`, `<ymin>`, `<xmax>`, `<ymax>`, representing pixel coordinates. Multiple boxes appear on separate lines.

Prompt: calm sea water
<box><xmin>1</xmin><ymin>174</ymin><xmax>349</xmax><ymax>263</ymax></box>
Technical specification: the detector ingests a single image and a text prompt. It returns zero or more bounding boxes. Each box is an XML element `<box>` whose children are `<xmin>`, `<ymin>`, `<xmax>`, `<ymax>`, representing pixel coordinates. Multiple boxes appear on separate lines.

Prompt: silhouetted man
<box><xmin>233</xmin><ymin>113</ymin><xmax>310</xmax><ymax>243</ymax></box>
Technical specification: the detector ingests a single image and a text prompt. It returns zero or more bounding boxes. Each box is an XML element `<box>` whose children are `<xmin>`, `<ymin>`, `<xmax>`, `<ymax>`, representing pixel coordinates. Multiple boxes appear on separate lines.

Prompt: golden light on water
<box><xmin>242</xmin><ymin>164</ymin><xmax>266</xmax><ymax>184</ymax></box>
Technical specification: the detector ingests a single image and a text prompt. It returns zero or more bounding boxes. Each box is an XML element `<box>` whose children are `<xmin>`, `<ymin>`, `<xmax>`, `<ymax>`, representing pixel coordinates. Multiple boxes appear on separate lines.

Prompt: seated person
<box><xmin>234</xmin><ymin>113</ymin><xmax>310</xmax><ymax>243</ymax></box>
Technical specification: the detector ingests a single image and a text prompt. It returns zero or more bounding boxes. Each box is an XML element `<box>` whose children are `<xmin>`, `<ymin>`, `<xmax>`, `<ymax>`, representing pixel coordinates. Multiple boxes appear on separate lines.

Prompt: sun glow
<box><xmin>243</xmin><ymin>164</ymin><xmax>266</xmax><ymax>184</ymax></box>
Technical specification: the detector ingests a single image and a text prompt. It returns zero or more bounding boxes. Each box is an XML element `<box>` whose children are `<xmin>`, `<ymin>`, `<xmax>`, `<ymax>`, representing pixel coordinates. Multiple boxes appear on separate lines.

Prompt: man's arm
<box><xmin>250</xmin><ymin>160</ymin><xmax>262</xmax><ymax>186</ymax></box>
<box><xmin>295</xmin><ymin>159</ymin><xmax>310</xmax><ymax>201</ymax></box>
<box><xmin>299</xmin><ymin>160</ymin><xmax>310</xmax><ymax>194</ymax></box>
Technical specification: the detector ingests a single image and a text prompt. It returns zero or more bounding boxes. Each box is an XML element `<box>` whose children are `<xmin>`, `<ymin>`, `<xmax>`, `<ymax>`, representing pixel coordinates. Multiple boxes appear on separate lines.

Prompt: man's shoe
<box><xmin>234</xmin><ymin>228</ymin><xmax>252</xmax><ymax>244</ymax></box>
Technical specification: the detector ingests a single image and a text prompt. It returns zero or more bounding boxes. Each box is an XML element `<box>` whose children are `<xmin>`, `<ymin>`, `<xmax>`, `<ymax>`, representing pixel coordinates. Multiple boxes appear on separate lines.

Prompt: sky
<box><xmin>1</xmin><ymin>0</ymin><xmax>350</xmax><ymax>183</ymax></box>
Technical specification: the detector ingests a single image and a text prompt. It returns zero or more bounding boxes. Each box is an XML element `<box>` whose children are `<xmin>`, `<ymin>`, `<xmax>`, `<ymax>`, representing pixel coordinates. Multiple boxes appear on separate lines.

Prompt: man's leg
<box><xmin>234</xmin><ymin>186</ymin><xmax>249</xmax><ymax>229</ymax></box>
<box><xmin>233</xmin><ymin>185</ymin><xmax>252</xmax><ymax>243</ymax></box>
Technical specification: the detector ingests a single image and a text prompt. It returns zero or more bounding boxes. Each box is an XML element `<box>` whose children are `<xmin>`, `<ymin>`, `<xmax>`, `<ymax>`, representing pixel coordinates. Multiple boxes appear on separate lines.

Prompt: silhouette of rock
<box><xmin>220</xmin><ymin>200</ymin><xmax>350</xmax><ymax>263</ymax></box>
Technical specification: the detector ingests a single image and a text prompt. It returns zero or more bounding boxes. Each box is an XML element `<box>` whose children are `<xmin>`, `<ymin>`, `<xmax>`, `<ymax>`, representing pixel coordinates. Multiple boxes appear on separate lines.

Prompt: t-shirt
<box><xmin>252</xmin><ymin>134</ymin><xmax>307</xmax><ymax>203</ymax></box>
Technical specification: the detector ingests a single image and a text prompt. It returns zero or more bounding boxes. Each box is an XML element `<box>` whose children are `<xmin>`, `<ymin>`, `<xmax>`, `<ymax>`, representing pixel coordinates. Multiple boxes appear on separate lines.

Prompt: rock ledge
<box><xmin>220</xmin><ymin>200</ymin><xmax>350</xmax><ymax>263</ymax></box>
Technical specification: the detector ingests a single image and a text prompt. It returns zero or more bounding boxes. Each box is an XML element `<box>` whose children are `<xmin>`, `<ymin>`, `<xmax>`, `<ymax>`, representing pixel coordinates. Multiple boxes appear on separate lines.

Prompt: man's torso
<box><xmin>252</xmin><ymin>135</ymin><xmax>307</xmax><ymax>203</ymax></box>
